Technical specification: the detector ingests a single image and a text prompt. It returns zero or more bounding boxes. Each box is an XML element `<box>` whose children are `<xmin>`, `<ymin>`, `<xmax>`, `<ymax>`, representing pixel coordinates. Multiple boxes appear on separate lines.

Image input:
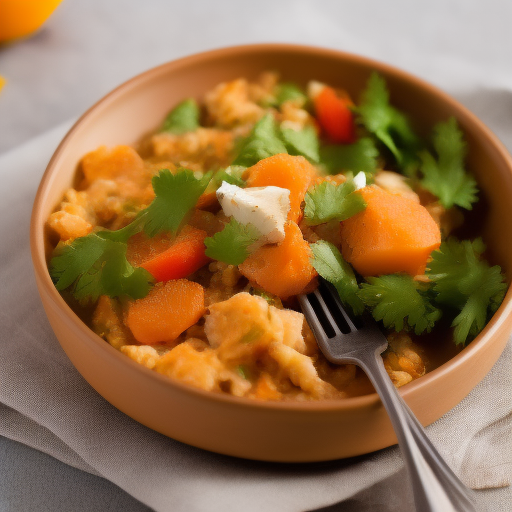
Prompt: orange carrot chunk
<box><xmin>126</xmin><ymin>280</ymin><xmax>205</xmax><ymax>344</ymax></box>
<box><xmin>140</xmin><ymin>227</ymin><xmax>210</xmax><ymax>282</ymax></box>
<box><xmin>81</xmin><ymin>145</ymin><xmax>145</xmax><ymax>183</ymax></box>
<box><xmin>314</xmin><ymin>86</ymin><xmax>355</xmax><ymax>144</ymax></box>
<box><xmin>245</xmin><ymin>154</ymin><xmax>318</xmax><ymax>223</ymax></box>
<box><xmin>340</xmin><ymin>186</ymin><xmax>441</xmax><ymax>277</ymax></box>
<box><xmin>239</xmin><ymin>221</ymin><xmax>317</xmax><ymax>299</ymax></box>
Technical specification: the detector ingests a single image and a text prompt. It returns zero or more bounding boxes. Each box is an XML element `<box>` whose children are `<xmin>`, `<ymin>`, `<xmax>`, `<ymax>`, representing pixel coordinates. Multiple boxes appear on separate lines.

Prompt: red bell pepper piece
<box><xmin>314</xmin><ymin>86</ymin><xmax>355</xmax><ymax>144</ymax></box>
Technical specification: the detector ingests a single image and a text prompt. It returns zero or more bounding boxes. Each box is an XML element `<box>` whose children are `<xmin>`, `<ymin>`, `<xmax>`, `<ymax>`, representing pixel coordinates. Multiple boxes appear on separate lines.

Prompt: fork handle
<box><xmin>359</xmin><ymin>352</ymin><xmax>476</xmax><ymax>512</ymax></box>
<box><xmin>402</xmin><ymin>401</ymin><xmax>476</xmax><ymax>508</ymax></box>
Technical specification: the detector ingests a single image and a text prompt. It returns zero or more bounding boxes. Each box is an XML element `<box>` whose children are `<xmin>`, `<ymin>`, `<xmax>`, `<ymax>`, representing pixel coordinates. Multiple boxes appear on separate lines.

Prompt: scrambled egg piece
<box><xmin>268</xmin><ymin>342</ymin><xmax>339</xmax><ymax>399</ymax></box>
<box><xmin>151</xmin><ymin>128</ymin><xmax>234</xmax><ymax>171</ymax></box>
<box><xmin>47</xmin><ymin>189</ymin><xmax>94</xmax><ymax>241</ymax></box>
<box><xmin>92</xmin><ymin>296</ymin><xmax>131</xmax><ymax>350</ymax></box>
<box><xmin>204</xmin><ymin>292</ymin><xmax>284</xmax><ymax>364</ymax></box>
<box><xmin>121</xmin><ymin>345</ymin><xmax>161</xmax><ymax>369</ymax></box>
<box><xmin>154</xmin><ymin>340</ymin><xmax>251</xmax><ymax>396</ymax></box>
<box><xmin>205</xmin><ymin>78</ymin><xmax>264</xmax><ymax>128</ymax></box>
<box><xmin>383</xmin><ymin>332</ymin><xmax>426</xmax><ymax>387</ymax></box>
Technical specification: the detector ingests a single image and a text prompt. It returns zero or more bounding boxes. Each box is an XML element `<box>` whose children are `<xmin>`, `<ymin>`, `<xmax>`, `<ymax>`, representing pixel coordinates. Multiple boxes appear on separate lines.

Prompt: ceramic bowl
<box><xmin>30</xmin><ymin>44</ymin><xmax>512</xmax><ymax>462</ymax></box>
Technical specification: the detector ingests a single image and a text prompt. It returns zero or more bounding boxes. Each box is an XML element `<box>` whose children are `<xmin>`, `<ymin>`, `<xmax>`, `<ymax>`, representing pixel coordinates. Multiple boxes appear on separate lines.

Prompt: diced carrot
<box><xmin>81</xmin><ymin>145</ymin><xmax>145</xmax><ymax>183</ymax></box>
<box><xmin>239</xmin><ymin>221</ymin><xmax>317</xmax><ymax>299</ymax></box>
<box><xmin>126</xmin><ymin>280</ymin><xmax>205</xmax><ymax>344</ymax></box>
<box><xmin>140</xmin><ymin>226</ymin><xmax>210</xmax><ymax>282</ymax></box>
<box><xmin>196</xmin><ymin>190</ymin><xmax>218</xmax><ymax>210</ymax></box>
<box><xmin>245</xmin><ymin>154</ymin><xmax>318</xmax><ymax>223</ymax></box>
<box><xmin>310</xmin><ymin>173</ymin><xmax>347</xmax><ymax>187</ymax></box>
<box><xmin>340</xmin><ymin>185</ymin><xmax>441</xmax><ymax>276</ymax></box>
<box><xmin>314</xmin><ymin>86</ymin><xmax>355</xmax><ymax>144</ymax></box>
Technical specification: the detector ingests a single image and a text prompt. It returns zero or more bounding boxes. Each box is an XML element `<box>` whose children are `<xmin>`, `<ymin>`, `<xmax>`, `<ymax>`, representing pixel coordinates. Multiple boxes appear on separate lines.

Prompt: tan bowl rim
<box><xmin>31</xmin><ymin>42</ymin><xmax>512</xmax><ymax>413</ymax></box>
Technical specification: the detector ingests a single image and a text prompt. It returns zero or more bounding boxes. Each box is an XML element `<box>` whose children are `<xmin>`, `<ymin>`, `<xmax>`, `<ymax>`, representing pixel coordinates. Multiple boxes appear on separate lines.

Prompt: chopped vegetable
<box><xmin>275</xmin><ymin>82</ymin><xmax>307</xmax><ymax>106</ymax></box>
<box><xmin>142</xmin><ymin>169</ymin><xmax>211</xmax><ymax>237</ymax></box>
<box><xmin>216</xmin><ymin>182</ymin><xmax>290</xmax><ymax>244</ymax></box>
<box><xmin>304</xmin><ymin>178</ymin><xmax>366</xmax><ymax>226</ymax></box>
<box><xmin>340</xmin><ymin>185</ymin><xmax>441</xmax><ymax>276</ymax></box>
<box><xmin>280</xmin><ymin>125</ymin><xmax>320</xmax><ymax>163</ymax></box>
<box><xmin>239</xmin><ymin>221</ymin><xmax>317</xmax><ymax>299</ymax></box>
<box><xmin>319</xmin><ymin>137</ymin><xmax>379</xmax><ymax>175</ymax></box>
<box><xmin>204</xmin><ymin>218</ymin><xmax>261</xmax><ymax>265</ymax></box>
<box><xmin>246</xmin><ymin>153</ymin><xmax>318</xmax><ymax>223</ymax></box>
<box><xmin>140</xmin><ymin>226</ymin><xmax>210</xmax><ymax>282</ymax></box>
<box><xmin>427</xmin><ymin>238</ymin><xmax>506</xmax><ymax>344</ymax></box>
<box><xmin>358</xmin><ymin>274</ymin><xmax>442</xmax><ymax>334</ymax></box>
<box><xmin>50</xmin><ymin>231</ymin><xmax>153</xmax><ymax>303</ymax></box>
<box><xmin>126</xmin><ymin>280</ymin><xmax>205</xmax><ymax>344</ymax></box>
<box><xmin>233</xmin><ymin>114</ymin><xmax>287</xmax><ymax>167</ymax></box>
<box><xmin>50</xmin><ymin>168</ymin><xmax>211</xmax><ymax>302</ymax></box>
<box><xmin>212</xmin><ymin>165</ymin><xmax>247</xmax><ymax>188</ymax></box>
<box><xmin>160</xmin><ymin>98</ymin><xmax>200</xmax><ymax>134</ymax></box>
<box><xmin>310</xmin><ymin>241</ymin><xmax>364</xmax><ymax>315</ymax></box>
<box><xmin>313</xmin><ymin>86</ymin><xmax>355</xmax><ymax>143</ymax></box>
<box><xmin>234</xmin><ymin>114</ymin><xmax>320</xmax><ymax>166</ymax></box>
<box><xmin>356</xmin><ymin>73</ymin><xmax>420</xmax><ymax>171</ymax></box>
<box><xmin>419</xmin><ymin>117</ymin><xmax>478</xmax><ymax>210</ymax></box>
<box><xmin>81</xmin><ymin>145</ymin><xmax>145</xmax><ymax>183</ymax></box>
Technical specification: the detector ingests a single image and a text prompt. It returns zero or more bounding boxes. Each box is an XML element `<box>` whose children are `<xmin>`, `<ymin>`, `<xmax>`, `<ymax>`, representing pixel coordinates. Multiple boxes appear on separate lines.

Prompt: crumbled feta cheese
<box><xmin>307</xmin><ymin>80</ymin><xmax>326</xmax><ymax>101</ymax></box>
<box><xmin>216</xmin><ymin>182</ymin><xmax>290</xmax><ymax>244</ymax></box>
<box><xmin>353</xmin><ymin>171</ymin><xmax>367</xmax><ymax>190</ymax></box>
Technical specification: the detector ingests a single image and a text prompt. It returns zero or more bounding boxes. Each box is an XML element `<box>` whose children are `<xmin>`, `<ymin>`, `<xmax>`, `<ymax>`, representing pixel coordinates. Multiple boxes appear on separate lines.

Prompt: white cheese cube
<box><xmin>216</xmin><ymin>182</ymin><xmax>291</xmax><ymax>244</ymax></box>
<box><xmin>353</xmin><ymin>171</ymin><xmax>367</xmax><ymax>190</ymax></box>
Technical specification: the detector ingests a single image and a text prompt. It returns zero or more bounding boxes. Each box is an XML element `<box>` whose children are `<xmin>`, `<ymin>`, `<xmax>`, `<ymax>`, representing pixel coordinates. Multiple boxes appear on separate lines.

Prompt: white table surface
<box><xmin>1</xmin><ymin>1</ymin><xmax>511</xmax><ymax>510</ymax></box>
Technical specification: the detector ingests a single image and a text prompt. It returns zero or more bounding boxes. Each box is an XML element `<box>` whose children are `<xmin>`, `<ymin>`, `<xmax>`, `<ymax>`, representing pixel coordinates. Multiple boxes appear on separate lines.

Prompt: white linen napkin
<box><xmin>0</xmin><ymin>120</ymin><xmax>511</xmax><ymax>512</ymax></box>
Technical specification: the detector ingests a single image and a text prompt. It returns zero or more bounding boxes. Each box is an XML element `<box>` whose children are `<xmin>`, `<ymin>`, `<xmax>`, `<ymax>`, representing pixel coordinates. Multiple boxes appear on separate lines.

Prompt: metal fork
<box><xmin>299</xmin><ymin>279</ymin><xmax>476</xmax><ymax>512</ymax></box>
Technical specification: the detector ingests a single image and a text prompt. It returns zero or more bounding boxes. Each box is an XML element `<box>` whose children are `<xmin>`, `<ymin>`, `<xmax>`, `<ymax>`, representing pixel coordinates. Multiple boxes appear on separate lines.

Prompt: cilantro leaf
<box><xmin>213</xmin><ymin>165</ymin><xmax>247</xmax><ymax>188</ymax></box>
<box><xmin>50</xmin><ymin>234</ymin><xmax>153</xmax><ymax>303</ymax></box>
<box><xmin>310</xmin><ymin>241</ymin><xmax>364</xmax><ymax>315</ymax></box>
<box><xmin>204</xmin><ymin>218</ymin><xmax>260</xmax><ymax>265</ymax></box>
<box><xmin>304</xmin><ymin>179</ymin><xmax>366</xmax><ymax>225</ymax></box>
<box><xmin>160</xmin><ymin>98</ymin><xmax>200</xmax><ymax>134</ymax></box>
<box><xmin>275</xmin><ymin>82</ymin><xmax>307</xmax><ymax>106</ymax></box>
<box><xmin>419</xmin><ymin>117</ymin><xmax>478</xmax><ymax>209</ymax></box>
<box><xmin>319</xmin><ymin>137</ymin><xmax>379</xmax><ymax>175</ymax></box>
<box><xmin>427</xmin><ymin>238</ymin><xmax>506</xmax><ymax>345</ymax></box>
<box><xmin>233</xmin><ymin>114</ymin><xmax>287</xmax><ymax>167</ymax></box>
<box><xmin>49</xmin><ymin>168</ymin><xmax>213</xmax><ymax>303</ymax></box>
<box><xmin>356</xmin><ymin>73</ymin><xmax>421</xmax><ymax>171</ymax></box>
<box><xmin>143</xmin><ymin>169</ymin><xmax>211</xmax><ymax>237</ymax></box>
<box><xmin>280</xmin><ymin>124</ymin><xmax>320</xmax><ymax>163</ymax></box>
<box><xmin>358</xmin><ymin>274</ymin><xmax>442</xmax><ymax>335</ymax></box>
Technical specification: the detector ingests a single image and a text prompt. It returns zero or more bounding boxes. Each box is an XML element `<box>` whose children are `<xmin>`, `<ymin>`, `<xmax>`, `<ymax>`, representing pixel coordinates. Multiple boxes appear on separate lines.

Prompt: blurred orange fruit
<box><xmin>0</xmin><ymin>0</ymin><xmax>63</xmax><ymax>43</ymax></box>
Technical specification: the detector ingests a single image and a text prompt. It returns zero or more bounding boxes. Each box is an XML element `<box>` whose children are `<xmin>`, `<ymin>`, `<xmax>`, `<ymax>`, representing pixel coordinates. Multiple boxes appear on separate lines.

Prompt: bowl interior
<box><xmin>30</xmin><ymin>44</ymin><xmax>512</xmax><ymax>461</ymax></box>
